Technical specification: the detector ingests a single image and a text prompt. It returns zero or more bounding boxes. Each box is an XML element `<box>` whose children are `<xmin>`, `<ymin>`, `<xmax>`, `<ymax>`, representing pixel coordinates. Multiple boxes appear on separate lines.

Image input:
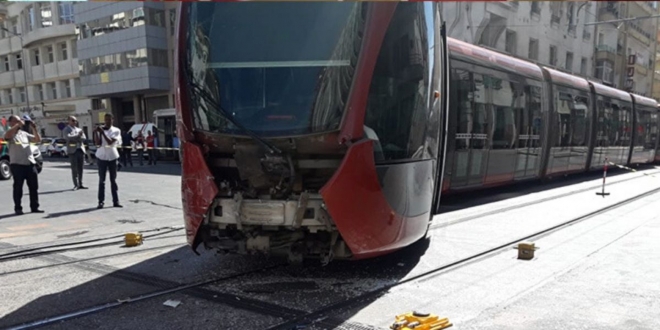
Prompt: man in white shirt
<box><xmin>3</xmin><ymin>115</ymin><xmax>44</xmax><ymax>215</ymax></box>
<box><xmin>63</xmin><ymin>116</ymin><xmax>88</xmax><ymax>190</ymax></box>
<box><xmin>94</xmin><ymin>113</ymin><xmax>122</xmax><ymax>209</ymax></box>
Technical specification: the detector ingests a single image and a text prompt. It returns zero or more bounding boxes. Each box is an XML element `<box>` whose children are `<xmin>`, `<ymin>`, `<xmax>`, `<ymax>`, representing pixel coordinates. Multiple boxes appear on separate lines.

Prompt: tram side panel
<box><xmin>628</xmin><ymin>94</ymin><xmax>659</xmax><ymax>165</ymax></box>
<box><xmin>443</xmin><ymin>58</ymin><xmax>546</xmax><ymax>192</ymax></box>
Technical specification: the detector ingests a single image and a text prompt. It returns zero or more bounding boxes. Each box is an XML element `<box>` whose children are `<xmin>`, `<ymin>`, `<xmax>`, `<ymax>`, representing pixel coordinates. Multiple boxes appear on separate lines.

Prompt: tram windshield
<box><xmin>184</xmin><ymin>2</ymin><xmax>365</xmax><ymax>137</ymax></box>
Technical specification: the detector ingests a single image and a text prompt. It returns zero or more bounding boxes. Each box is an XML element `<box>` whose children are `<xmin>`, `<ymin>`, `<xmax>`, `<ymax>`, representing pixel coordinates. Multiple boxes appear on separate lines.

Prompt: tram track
<box><xmin>0</xmin><ymin>227</ymin><xmax>184</xmax><ymax>263</ymax></box>
<box><xmin>265</xmin><ymin>184</ymin><xmax>660</xmax><ymax>330</ymax></box>
<box><xmin>430</xmin><ymin>168</ymin><xmax>660</xmax><ymax>231</ymax></box>
<box><xmin>4</xmin><ymin>172</ymin><xmax>659</xmax><ymax>329</ymax></box>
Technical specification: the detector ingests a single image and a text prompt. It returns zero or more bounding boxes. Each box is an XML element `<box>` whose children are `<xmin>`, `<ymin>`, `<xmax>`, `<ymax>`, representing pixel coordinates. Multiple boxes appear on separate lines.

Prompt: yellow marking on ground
<box><xmin>6</xmin><ymin>223</ymin><xmax>50</xmax><ymax>231</ymax></box>
<box><xmin>0</xmin><ymin>231</ymin><xmax>33</xmax><ymax>239</ymax></box>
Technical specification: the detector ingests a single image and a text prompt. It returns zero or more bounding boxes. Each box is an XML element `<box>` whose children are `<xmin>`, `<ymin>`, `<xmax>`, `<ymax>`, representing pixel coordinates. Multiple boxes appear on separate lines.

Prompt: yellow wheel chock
<box><xmin>124</xmin><ymin>233</ymin><xmax>143</xmax><ymax>247</ymax></box>
<box><xmin>390</xmin><ymin>311</ymin><xmax>452</xmax><ymax>330</ymax></box>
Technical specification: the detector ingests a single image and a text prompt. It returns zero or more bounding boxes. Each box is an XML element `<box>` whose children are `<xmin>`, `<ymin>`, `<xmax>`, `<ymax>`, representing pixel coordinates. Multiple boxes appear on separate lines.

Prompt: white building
<box><xmin>0</xmin><ymin>1</ymin><xmax>93</xmax><ymax>138</ymax></box>
<box><xmin>440</xmin><ymin>1</ymin><xmax>597</xmax><ymax>78</ymax></box>
<box><xmin>593</xmin><ymin>1</ymin><xmax>658</xmax><ymax>97</ymax></box>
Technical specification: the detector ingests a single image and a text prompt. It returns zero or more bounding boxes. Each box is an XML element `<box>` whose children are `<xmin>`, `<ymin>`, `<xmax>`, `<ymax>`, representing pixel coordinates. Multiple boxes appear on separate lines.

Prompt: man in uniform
<box><xmin>3</xmin><ymin>115</ymin><xmax>44</xmax><ymax>215</ymax></box>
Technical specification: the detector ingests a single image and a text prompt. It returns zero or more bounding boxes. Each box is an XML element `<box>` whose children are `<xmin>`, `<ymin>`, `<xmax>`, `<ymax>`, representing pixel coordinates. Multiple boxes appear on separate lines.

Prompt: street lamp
<box><xmin>1</xmin><ymin>26</ymin><xmax>31</xmax><ymax>115</ymax></box>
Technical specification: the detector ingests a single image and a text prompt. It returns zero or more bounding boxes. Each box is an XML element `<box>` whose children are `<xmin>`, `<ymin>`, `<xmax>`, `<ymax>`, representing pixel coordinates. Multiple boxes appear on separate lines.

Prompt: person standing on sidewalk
<box><xmin>94</xmin><ymin>113</ymin><xmax>122</xmax><ymax>209</ymax></box>
<box><xmin>120</xmin><ymin>130</ymin><xmax>133</xmax><ymax>167</ymax></box>
<box><xmin>63</xmin><ymin>116</ymin><xmax>88</xmax><ymax>191</ymax></box>
<box><xmin>146</xmin><ymin>130</ymin><xmax>157</xmax><ymax>165</ymax></box>
<box><xmin>3</xmin><ymin>115</ymin><xmax>44</xmax><ymax>215</ymax></box>
<box><xmin>134</xmin><ymin>132</ymin><xmax>145</xmax><ymax>166</ymax></box>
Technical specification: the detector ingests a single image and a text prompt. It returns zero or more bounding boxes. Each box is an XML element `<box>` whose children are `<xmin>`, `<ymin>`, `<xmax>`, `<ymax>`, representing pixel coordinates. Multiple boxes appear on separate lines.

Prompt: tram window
<box><xmin>554</xmin><ymin>86</ymin><xmax>589</xmax><ymax>147</ymax></box>
<box><xmin>529</xmin><ymin>86</ymin><xmax>543</xmax><ymax>148</ymax></box>
<box><xmin>472</xmin><ymin>73</ymin><xmax>488</xmax><ymax>150</ymax></box>
<box><xmin>650</xmin><ymin>112</ymin><xmax>659</xmax><ymax>149</ymax></box>
<box><xmin>364</xmin><ymin>3</ymin><xmax>430</xmax><ymax>162</ymax></box>
<box><xmin>620</xmin><ymin>104</ymin><xmax>632</xmax><ymax>145</ymax></box>
<box><xmin>634</xmin><ymin>109</ymin><xmax>653</xmax><ymax>148</ymax></box>
<box><xmin>571</xmin><ymin>95</ymin><xmax>589</xmax><ymax>147</ymax></box>
<box><xmin>454</xmin><ymin>69</ymin><xmax>472</xmax><ymax>150</ymax></box>
<box><xmin>490</xmin><ymin>77</ymin><xmax>516</xmax><ymax>150</ymax></box>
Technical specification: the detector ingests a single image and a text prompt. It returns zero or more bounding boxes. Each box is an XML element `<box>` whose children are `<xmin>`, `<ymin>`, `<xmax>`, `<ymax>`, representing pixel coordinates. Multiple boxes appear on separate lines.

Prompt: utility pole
<box><xmin>619</xmin><ymin>1</ymin><xmax>629</xmax><ymax>91</ymax></box>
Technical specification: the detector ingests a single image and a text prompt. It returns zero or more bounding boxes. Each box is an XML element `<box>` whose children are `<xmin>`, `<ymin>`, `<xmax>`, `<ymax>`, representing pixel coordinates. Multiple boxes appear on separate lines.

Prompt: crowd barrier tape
<box><xmin>0</xmin><ymin>140</ymin><xmax>180</xmax><ymax>151</ymax></box>
<box><xmin>607</xmin><ymin>161</ymin><xmax>657</xmax><ymax>178</ymax></box>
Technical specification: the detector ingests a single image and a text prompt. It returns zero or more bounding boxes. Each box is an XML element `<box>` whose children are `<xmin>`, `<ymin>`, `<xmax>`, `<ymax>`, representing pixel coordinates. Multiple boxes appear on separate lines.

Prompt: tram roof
<box><xmin>630</xmin><ymin>93</ymin><xmax>659</xmax><ymax>109</ymax></box>
<box><xmin>588</xmin><ymin>80</ymin><xmax>632</xmax><ymax>102</ymax></box>
<box><xmin>543</xmin><ymin>67</ymin><xmax>590</xmax><ymax>91</ymax></box>
<box><xmin>447</xmin><ymin>37</ymin><xmax>544</xmax><ymax>80</ymax></box>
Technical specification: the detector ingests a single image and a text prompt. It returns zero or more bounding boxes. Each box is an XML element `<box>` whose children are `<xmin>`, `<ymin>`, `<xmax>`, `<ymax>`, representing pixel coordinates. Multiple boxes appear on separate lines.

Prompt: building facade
<box><xmin>441</xmin><ymin>1</ymin><xmax>597</xmax><ymax>79</ymax></box>
<box><xmin>74</xmin><ymin>1</ymin><xmax>178</xmax><ymax>131</ymax></box>
<box><xmin>0</xmin><ymin>1</ymin><xmax>92</xmax><ymax>138</ymax></box>
<box><xmin>593</xmin><ymin>1</ymin><xmax>659</xmax><ymax>97</ymax></box>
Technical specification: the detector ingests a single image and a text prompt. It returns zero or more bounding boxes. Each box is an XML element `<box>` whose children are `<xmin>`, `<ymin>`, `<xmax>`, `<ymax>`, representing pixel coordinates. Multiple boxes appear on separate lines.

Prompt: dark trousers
<box><xmin>97</xmin><ymin>159</ymin><xmax>118</xmax><ymax>204</ymax></box>
<box><xmin>120</xmin><ymin>147</ymin><xmax>133</xmax><ymax>167</ymax></box>
<box><xmin>69</xmin><ymin>149</ymin><xmax>84</xmax><ymax>187</ymax></box>
<box><xmin>11</xmin><ymin>164</ymin><xmax>39</xmax><ymax>212</ymax></box>
<box><xmin>148</xmin><ymin>149</ymin><xmax>157</xmax><ymax>165</ymax></box>
<box><xmin>137</xmin><ymin>149</ymin><xmax>144</xmax><ymax>166</ymax></box>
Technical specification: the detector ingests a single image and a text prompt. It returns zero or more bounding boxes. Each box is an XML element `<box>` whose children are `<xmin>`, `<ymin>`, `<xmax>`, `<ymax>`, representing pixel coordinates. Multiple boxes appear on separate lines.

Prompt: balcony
<box><xmin>599</xmin><ymin>4</ymin><xmax>619</xmax><ymax>21</ymax></box>
<box><xmin>596</xmin><ymin>44</ymin><xmax>617</xmax><ymax>63</ymax></box>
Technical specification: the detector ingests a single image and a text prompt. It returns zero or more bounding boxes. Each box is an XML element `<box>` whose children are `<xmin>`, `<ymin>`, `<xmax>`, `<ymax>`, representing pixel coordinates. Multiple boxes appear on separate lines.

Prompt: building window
<box><xmin>8</xmin><ymin>90</ymin><xmax>13</xmax><ymax>104</ymax></box>
<box><xmin>38</xmin><ymin>85</ymin><xmax>44</xmax><ymax>101</ymax></box>
<box><xmin>19</xmin><ymin>87</ymin><xmax>26</xmax><ymax>103</ymax></box>
<box><xmin>71</xmin><ymin>40</ymin><xmax>77</xmax><ymax>58</ymax></box>
<box><xmin>64</xmin><ymin>80</ymin><xmax>72</xmax><ymax>98</ymax></box>
<box><xmin>2</xmin><ymin>56</ymin><xmax>9</xmax><ymax>72</ymax></box>
<box><xmin>10</xmin><ymin>17</ymin><xmax>18</xmax><ymax>34</ymax></box>
<box><xmin>59</xmin><ymin>3</ymin><xmax>75</xmax><ymax>24</ymax></box>
<box><xmin>531</xmin><ymin>2</ymin><xmax>541</xmax><ymax>15</ymax></box>
<box><xmin>16</xmin><ymin>53</ymin><xmax>22</xmax><ymax>70</ymax></box>
<box><xmin>47</xmin><ymin>46</ymin><xmax>54</xmax><ymax>63</ymax></box>
<box><xmin>528</xmin><ymin>38</ymin><xmax>539</xmax><ymax>60</ymax></box>
<box><xmin>565</xmin><ymin>52</ymin><xmax>573</xmax><ymax>71</ymax></box>
<box><xmin>596</xmin><ymin>60</ymin><xmax>614</xmax><ymax>83</ymax></box>
<box><xmin>27</xmin><ymin>6</ymin><xmax>35</xmax><ymax>32</ymax></box>
<box><xmin>580</xmin><ymin>57</ymin><xmax>587</xmax><ymax>75</ymax></box>
<box><xmin>49</xmin><ymin>82</ymin><xmax>57</xmax><ymax>99</ymax></box>
<box><xmin>33</xmin><ymin>49</ymin><xmax>40</xmax><ymax>66</ymax></box>
<box><xmin>74</xmin><ymin>78</ymin><xmax>81</xmax><ymax>96</ymax></box>
<box><xmin>60</xmin><ymin>43</ymin><xmax>68</xmax><ymax>61</ymax></box>
<box><xmin>549</xmin><ymin>45</ymin><xmax>557</xmax><ymax>66</ymax></box>
<box><xmin>40</xmin><ymin>3</ymin><xmax>53</xmax><ymax>28</ymax></box>
<box><xmin>505</xmin><ymin>30</ymin><xmax>517</xmax><ymax>55</ymax></box>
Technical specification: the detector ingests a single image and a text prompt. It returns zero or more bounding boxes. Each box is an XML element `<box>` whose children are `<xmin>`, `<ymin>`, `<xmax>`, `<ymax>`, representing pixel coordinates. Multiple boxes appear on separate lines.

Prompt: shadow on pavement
<box><xmin>45</xmin><ymin>207</ymin><xmax>100</xmax><ymax>219</ymax></box>
<box><xmin>0</xmin><ymin>237</ymin><xmax>431</xmax><ymax>329</ymax></box>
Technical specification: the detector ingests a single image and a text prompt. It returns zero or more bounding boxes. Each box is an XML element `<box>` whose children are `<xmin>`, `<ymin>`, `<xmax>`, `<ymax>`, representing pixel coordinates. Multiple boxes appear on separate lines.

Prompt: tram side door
<box><xmin>450</xmin><ymin>70</ymin><xmax>489</xmax><ymax>188</ymax></box>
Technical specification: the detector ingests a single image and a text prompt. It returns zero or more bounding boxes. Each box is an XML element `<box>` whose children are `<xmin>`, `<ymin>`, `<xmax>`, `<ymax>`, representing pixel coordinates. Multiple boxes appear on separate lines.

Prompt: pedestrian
<box><xmin>94</xmin><ymin>113</ymin><xmax>122</xmax><ymax>209</ymax></box>
<box><xmin>146</xmin><ymin>130</ymin><xmax>157</xmax><ymax>165</ymax></box>
<box><xmin>63</xmin><ymin>116</ymin><xmax>88</xmax><ymax>191</ymax></box>
<box><xmin>120</xmin><ymin>130</ymin><xmax>133</xmax><ymax>167</ymax></box>
<box><xmin>3</xmin><ymin>115</ymin><xmax>44</xmax><ymax>215</ymax></box>
<box><xmin>135</xmin><ymin>132</ymin><xmax>145</xmax><ymax>166</ymax></box>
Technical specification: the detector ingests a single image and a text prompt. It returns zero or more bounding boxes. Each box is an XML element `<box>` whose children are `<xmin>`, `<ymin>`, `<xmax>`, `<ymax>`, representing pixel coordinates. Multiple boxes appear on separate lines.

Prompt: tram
<box><xmin>175</xmin><ymin>2</ymin><xmax>659</xmax><ymax>263</ymax></box>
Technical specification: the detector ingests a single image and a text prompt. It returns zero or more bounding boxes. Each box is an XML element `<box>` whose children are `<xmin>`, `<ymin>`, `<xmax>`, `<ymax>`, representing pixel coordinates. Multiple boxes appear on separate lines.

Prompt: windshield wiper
<box><xmin>186</xmin><ymin>79</ymin><xmax>282</xmax><ymax>154</ymax></box>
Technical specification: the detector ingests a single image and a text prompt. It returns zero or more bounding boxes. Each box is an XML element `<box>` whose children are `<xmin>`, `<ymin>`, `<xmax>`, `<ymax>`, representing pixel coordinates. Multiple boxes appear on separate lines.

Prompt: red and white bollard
<box><xmin>596</xmin><ymin>158</ymin><xmax>610</xmax><ymax>197</ymax></box>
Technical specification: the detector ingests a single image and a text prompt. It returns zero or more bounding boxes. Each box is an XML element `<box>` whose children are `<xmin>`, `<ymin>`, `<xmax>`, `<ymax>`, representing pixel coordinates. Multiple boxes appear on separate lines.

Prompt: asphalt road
<box><xmin>1</xmin><ymin>159</ymin><xmax>659</xmax><ymax>330</ymax></box>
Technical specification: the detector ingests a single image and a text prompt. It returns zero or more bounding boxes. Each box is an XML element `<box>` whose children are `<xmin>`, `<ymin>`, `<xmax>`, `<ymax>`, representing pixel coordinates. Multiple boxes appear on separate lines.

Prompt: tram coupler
<box><xmin>390</xmin><ymin>311</ymin><xmax>452</xmax><ymax>330</ymax></box>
